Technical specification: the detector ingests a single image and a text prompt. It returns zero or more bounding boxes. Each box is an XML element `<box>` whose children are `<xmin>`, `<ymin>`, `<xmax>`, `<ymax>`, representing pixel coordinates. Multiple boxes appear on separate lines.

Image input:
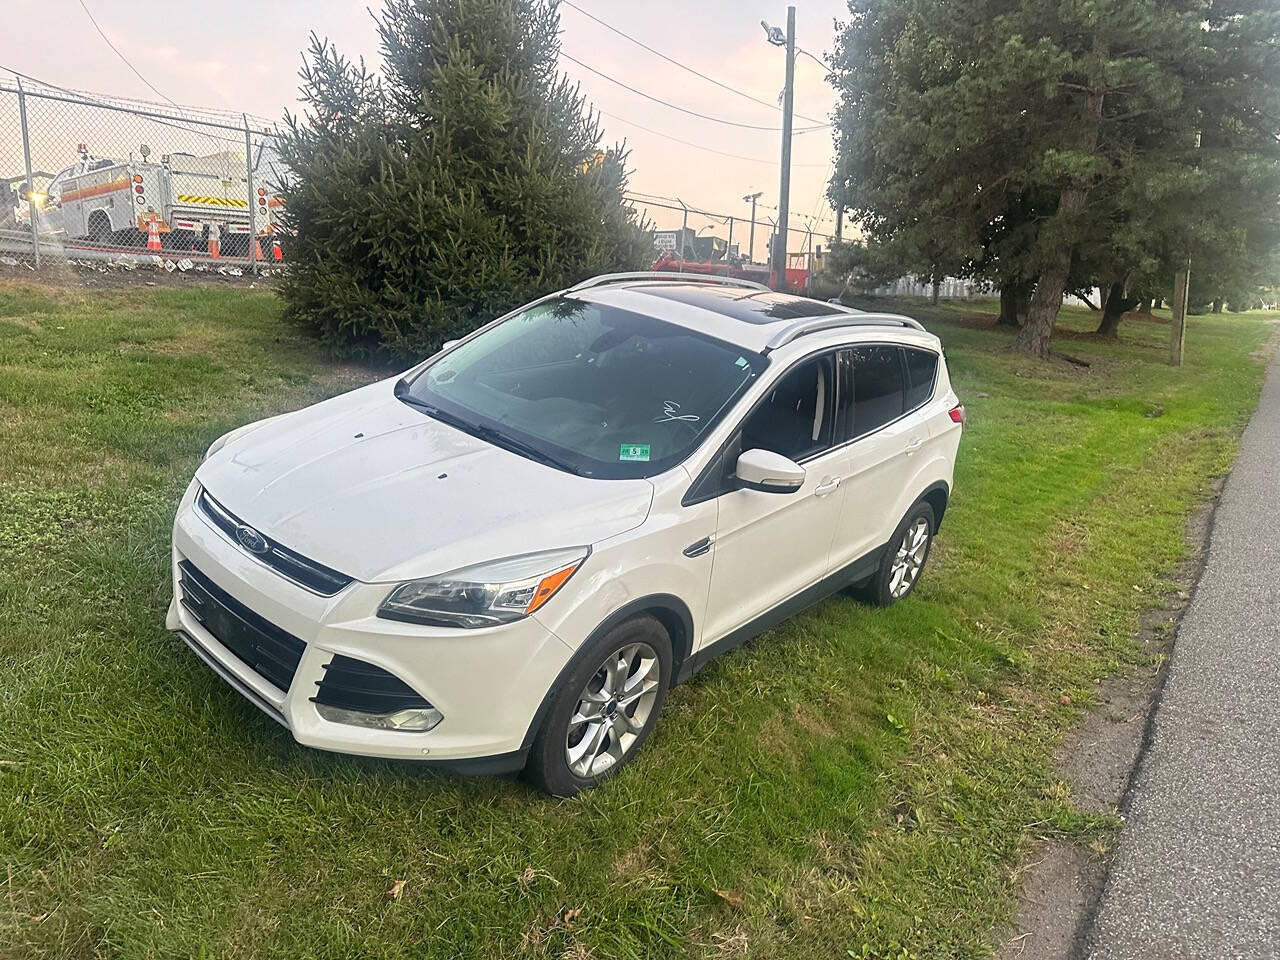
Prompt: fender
<box><xmin>517</xmin><ymin>594</ymin><xmax>695</xmax><ymax>754</ymax></box>
<box><xmin>896</xmin><ymin>452</ymin><xmax>951</xmax><ymax>529</ymax></box>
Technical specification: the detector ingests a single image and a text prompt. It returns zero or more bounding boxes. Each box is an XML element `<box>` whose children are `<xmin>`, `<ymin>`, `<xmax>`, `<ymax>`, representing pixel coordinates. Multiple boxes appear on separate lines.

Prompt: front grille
<box><xmin>178</xmin><ymin>560</ymin><xmax>306</xmax><ymax>693</ymax></box>
<box><xmin>196</xmin><ymin>488</ymin><xmax>353</xmax><ymax>596</ymax></box>
<box><xmin>312</xmin><ymin>655</ymin><xmax>435</xmax><ymax>715</ymax></box>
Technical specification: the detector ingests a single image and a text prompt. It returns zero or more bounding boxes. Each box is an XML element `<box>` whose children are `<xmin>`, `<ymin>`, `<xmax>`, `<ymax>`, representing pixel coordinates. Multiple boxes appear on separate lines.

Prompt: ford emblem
<box><xmin>235</xmin><ymin>524</ymin><xmax>270</xmax><ymax>556</ymax></box>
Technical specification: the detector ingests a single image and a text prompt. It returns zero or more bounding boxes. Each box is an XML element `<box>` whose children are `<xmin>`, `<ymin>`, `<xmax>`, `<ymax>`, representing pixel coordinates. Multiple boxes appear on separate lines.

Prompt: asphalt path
<box><xmin>1085</xmin><ymin>353</ymin><xmax>1280</xmax><ymax>959</ymax></box>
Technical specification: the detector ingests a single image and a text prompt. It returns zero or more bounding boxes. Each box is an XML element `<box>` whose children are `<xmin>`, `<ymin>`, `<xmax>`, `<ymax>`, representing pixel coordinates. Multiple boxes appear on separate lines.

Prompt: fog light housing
<box><xmin>315</xmin><ymin>703</ymin><xmax>444</xmax><ymax>732</ymax></box>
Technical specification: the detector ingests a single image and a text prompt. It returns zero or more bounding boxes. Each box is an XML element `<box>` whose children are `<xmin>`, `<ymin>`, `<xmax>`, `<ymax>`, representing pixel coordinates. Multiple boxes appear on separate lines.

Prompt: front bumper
<box><xmin>166</xmin><ymin>485</ymin><xmax>574</xmax><ymax>770</ymax></box>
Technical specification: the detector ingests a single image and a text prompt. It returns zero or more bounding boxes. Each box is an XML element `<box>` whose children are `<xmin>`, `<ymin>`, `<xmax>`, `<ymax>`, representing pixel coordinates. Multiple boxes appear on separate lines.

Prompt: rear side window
<box><xmin>904</xmin><ymin>348</ymin><xmax>939</xmax><ymax>410</ymax></box>
<box><xmin>849</xmin><ymin>345</ymin><xmax>905</xmax><ymax>438</ymax></box>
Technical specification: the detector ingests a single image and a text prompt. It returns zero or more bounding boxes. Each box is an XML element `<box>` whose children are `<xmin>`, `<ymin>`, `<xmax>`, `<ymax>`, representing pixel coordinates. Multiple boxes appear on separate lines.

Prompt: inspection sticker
<box><xmin>619</xmin><ymin>443</ymin><xmax>651</xmax><ymax>462</ymax></box>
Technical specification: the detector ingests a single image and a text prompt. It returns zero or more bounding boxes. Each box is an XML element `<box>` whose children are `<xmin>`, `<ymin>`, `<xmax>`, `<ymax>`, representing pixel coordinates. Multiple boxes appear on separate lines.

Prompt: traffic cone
<box><xmin>253</xmin><ymin>234</ymin><xmax>265</xmax><ymax>261</ymax></box>
<box><xmin>146</xmin><ymin>217</ymin><xmax>162</xmax><ymax>253</ymax></box>
<box><xmin>206</xmin><ymin>223</ymin><xmax>220</xmax><ymax>260</ymax></box>
<box><xmin>271</xmin><ymin>237</ymin><xmax>283</xmax><ymax>262</ymax></box>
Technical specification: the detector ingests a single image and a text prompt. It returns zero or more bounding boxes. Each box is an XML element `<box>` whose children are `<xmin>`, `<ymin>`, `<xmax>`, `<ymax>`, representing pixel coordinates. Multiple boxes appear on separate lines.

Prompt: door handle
<box><xmin>904</xmin><ymin>437</ymin><xmax>924</xmax><ymax>456</ymax></box>
<box><xmin>814</xmin><ymin>476</ymin><xmax>841</xmax><ymax>497</ymax></box>
<box><xmin>682</xmin><ymin>535</ymin><xmax>715</xmax><ymax>558</ymax></box>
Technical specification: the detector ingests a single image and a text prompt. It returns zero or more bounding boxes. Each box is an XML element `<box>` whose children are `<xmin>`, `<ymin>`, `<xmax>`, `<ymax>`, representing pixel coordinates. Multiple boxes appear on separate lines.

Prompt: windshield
<box><xmin>401</xmin><ymin>297</ymin><xmax>768</xmax><ymax>479</ymax></box>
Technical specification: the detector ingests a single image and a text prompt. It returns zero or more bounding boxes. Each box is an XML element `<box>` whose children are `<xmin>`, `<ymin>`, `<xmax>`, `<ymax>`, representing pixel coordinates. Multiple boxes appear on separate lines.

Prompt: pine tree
<box><xmin>831</xmin><ymin>0</ymin><xmax>1280</xmax><ymax>357</ymax></box>
<box><xmin>277</xmin><ymin>0</ymin><xmax>652</xmax><ymax>357</ymax></box>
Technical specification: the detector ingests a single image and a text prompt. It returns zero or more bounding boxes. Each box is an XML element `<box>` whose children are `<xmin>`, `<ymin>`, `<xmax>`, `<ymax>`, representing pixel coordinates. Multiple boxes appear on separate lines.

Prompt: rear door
<box><xmin>827</xmin><ymin>344</ymin><xmax>920</xmax><ymax>569</ymax></box>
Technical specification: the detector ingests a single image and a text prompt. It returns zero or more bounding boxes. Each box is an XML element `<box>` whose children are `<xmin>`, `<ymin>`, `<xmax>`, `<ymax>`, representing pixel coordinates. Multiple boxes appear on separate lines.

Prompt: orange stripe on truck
<box><xmin>60</xmin><ymin>178</ymin><xmax>130</xmax><ymax>204</ymax></box>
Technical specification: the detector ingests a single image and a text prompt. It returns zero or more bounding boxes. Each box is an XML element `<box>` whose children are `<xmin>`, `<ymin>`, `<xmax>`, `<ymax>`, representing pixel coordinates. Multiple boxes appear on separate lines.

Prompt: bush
<box><xmin>276</xmin><ymin>0</ymin><xmax>652</xmax><ymax>358</ymax></box>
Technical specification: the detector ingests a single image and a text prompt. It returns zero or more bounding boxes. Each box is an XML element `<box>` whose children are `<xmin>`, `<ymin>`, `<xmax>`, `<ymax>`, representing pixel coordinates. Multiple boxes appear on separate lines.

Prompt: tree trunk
<box><xmin>1096</xmin><ymin>279</ymin><xmax>1136</xmax><ymax>337</ymax></box>
<box><xmin>1012</xmin><ymin>37</ymin><xmax>1105</xmax><ymax>359</ymax></box>
<box><xmin>1137</xmin><ymin>298</ymin><xmax>1152</xmax><ymax>314</ymax></box>
<box><xmin>1153</xmin><ymin>298</ymin><xmax>1163</xmax><ymax>310</ymax></box>
<box><xmin>1212</xmin><ymin>298</ymin><xmax>1224</xmax><ymax>313</ymax></box>
<box><xmin>930</xmin><ymin>279</ymin><xmax>941</xmax><ymax>305</ymax></box>
<box><xmin>1014</xmin><ymin>259</ymin><xmax>1070</xmax><ymax>357</ymax></box>
<box><xmin>998</xmin><ymin>286</ymin><xmax>1027</xmax><ymax>327</ymax></box>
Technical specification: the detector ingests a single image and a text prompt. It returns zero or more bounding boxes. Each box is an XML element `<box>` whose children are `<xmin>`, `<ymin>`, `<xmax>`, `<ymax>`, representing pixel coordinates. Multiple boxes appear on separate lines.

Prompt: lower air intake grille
<box><xmin>178</xmin><ymin>560</ymin><xmax>306</xmax><ymax>692</ymax></box>
<box><xmin>312</xmin><ymin>655</ymin><xmax>434</xmax><ymax>714</ymax></box>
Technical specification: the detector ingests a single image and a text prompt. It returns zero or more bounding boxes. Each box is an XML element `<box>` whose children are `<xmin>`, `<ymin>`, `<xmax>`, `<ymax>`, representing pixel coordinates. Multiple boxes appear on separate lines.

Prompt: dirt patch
<box><xmin>997</xmin><ymin>478</ymin><xmax>1221</xmax><ymax>960</ymax></box>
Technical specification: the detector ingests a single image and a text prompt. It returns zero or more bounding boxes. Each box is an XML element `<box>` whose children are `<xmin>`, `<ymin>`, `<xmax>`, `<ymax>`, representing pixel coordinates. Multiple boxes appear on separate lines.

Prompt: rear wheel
<box><xmin>523</xmin><ymin>615</ymin><xmax>671</xmax><ymax>797</ymax></box>
<box><xmin>86</xmin><ymin>211</ymin><xmax>111</xmax><ymax>244</ymax></box>
<box><xmin>858</xmin><ymin>501</ymin><xmax>936</xmax><ymax>606</ymax></box>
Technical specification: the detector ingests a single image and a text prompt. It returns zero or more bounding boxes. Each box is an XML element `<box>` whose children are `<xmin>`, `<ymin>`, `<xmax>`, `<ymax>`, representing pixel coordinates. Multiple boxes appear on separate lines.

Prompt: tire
<box><xmin>87</xmin><ymin>212</ymin><xmax>111</xmax><ymax>244</ymax></box>
<box><xmin>858</xmin><ymin>500</ymin><xmax>936</xmax><ymax>607</ymax></box>
<box><xmin>522</xmin><ymin>614</ymin><xmax>672</xmax><ymax>797</ymax></box>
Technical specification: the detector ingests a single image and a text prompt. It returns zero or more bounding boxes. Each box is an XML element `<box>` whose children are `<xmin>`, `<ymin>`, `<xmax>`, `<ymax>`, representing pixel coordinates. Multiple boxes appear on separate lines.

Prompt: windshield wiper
<box><xmin>396</xmin><ymin>391</ymin><xmax>580</xmax><ymax>475</ymax></box>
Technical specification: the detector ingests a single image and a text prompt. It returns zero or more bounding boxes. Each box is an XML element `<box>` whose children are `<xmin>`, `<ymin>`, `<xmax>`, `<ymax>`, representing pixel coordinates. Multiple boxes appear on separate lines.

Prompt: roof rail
<box><xmin>567</xmin><ymin>271</ymin><xmax>771</xmax><ymax>294</ymax></box>
<box><xmin>764</xmin><ymin>312</ymin><xmax>927</xmax><ymax>352</ymax></box>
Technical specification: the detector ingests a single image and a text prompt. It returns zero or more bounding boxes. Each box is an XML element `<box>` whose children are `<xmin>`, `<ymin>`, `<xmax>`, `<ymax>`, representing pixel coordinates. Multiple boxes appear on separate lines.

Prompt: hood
<box><xmin>195</xmin><ymin>378</ymin><xmax>654</xmax><ymax>583</ymax></box>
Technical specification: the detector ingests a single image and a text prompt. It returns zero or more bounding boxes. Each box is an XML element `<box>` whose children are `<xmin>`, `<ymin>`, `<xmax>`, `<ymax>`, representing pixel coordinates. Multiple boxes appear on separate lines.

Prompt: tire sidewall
<box><xmin>525</xmin><ymin>614</ymin><xmax>672</xmax><ymax>797</ymax></box>
<box><xmin>871</xmin><ymin>501</ymin><xmax>936</xmax><ymax>606</ymax></box>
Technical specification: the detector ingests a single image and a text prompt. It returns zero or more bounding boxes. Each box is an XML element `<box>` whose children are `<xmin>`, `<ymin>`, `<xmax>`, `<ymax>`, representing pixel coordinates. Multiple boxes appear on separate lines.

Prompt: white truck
<box><xmin>36</xmin><ymin>144</ymin><xmax>283</xmax><ymax>255</ymax></box>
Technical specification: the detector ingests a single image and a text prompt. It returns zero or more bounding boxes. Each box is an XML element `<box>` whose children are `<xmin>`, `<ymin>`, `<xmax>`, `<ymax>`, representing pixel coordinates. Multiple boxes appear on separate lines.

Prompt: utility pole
<box><xmin>676</xmin><ymin>197</ymin><xmax>689</xmax><ymax>271</ymax></box>
<box><xmin>767</xmin><ymin>7</ymin><xmax>797</xmax><ymax>292</ymax></box>
<box><xmin>835</xmin><ymin>204</ymin><xmax>843</xmax><ymax>243</ymax></box>
<box><xmin>726</xmin><ymin>217</ymin><xmax>735</xmax><ymax>263</ymax></box>
<box><xmin>742</xmin><ymin>192</ymin><xmax>762</xmax><ymax>264</ymax></box>
<box><xmin>1170</xmin><ymin>258</ymin><xmax>1191</xmax><ymax>366</ymax></box>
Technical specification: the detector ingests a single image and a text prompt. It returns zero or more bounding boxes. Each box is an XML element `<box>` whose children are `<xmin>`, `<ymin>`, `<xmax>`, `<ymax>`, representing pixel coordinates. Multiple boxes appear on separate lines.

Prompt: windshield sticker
<box><xmin>735</xmin><ymin>356</ymin><xmax>750</xmax><ymax>368</ymax></box>
<box><xmin>619</xmin><ymin>443</ymin><xmax>651</xmax><ymax>462</ymax></box>
<box><xmin>653</xmin><ymin>400</ymin><xmax>700</xmax><ymax>424</ymax></box>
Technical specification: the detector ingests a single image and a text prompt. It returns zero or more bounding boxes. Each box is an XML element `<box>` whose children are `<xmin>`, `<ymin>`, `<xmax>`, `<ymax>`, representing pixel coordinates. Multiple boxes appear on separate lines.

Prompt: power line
<box><xmin>1</xmin><ymin>65</ymin><xmax>251</xmax><ymax>149</ymax></box>
<box><xmin>562</xmin><ymin>52</ymin><xmax>829</xmax><ymax>132</ymax></box>
<box><xmin>76</xmin><ymin>0</ymin><xmax>181</xmax><ymax>109</ymax></box>
<box><xmin>625</xmin><ymin>195</ymin><xmax>839</xmax><ymax>243</ymax></box>
<box><xmin>561</xmin><ymin>0</ymin><xmax>829</xmax><ymax>126</ymax></box>
<box><xmin>598</xmin><ymin>109</ymin><xmax>829</xmax><ymax>167</ymax></box>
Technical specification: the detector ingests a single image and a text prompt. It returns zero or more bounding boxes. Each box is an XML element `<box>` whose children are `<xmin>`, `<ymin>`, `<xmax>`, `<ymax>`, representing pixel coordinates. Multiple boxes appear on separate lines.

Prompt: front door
<box><xmin>700</xmin><ymin>351</ymin><xmax>850</xmax><ymax>645</ymax></box>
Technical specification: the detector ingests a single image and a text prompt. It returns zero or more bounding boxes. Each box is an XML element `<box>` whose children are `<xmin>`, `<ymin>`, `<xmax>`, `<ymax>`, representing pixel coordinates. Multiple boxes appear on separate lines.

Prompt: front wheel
<box><xmin>523</xmin><ymin>615</ymin><xmax>671</xmax><ymax>797</ymax></box>
<box><xmin>858</xmin><ymin>501</ymin><xmax>936</xmax><ymax>606</ymax></box>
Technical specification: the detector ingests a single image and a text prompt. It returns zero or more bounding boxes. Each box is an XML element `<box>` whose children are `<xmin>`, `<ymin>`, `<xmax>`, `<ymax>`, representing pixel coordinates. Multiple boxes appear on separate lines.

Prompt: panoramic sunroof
<box><xmin>639</xmin><ymin>285</ymin><xmax>846</xmax><ymax>324</ymax></box>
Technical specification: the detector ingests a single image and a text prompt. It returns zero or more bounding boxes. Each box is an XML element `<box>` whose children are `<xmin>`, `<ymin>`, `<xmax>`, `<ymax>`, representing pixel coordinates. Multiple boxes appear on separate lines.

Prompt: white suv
<box><xmin>168</xmin><ymin>274</ymin><xmax>963</xmax><ymax>795</ymax></box>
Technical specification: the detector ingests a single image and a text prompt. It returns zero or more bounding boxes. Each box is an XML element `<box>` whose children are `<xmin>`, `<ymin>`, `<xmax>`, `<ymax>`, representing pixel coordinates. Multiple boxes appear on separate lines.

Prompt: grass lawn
<box><xmin>0</xmin><ymin>280</ymin><xmax>1274</xmax><ymax>959</ymax></box>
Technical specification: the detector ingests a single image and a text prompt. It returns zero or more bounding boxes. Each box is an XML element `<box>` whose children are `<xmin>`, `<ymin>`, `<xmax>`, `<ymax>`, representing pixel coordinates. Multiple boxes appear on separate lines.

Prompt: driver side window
<box><xmin>739</xmin><ymin>353</ymin><xmax>837</xmax><ymax>462</ymax></box>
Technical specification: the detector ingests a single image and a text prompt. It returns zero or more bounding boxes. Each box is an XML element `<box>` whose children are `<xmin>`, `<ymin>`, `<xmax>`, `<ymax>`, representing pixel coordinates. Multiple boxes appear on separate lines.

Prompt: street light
<box><xmin>760</xmin><ymin>20</ymin><xmax>786</xmax><ymax>46</ymax></box>
<box><xmin>742</xmin><ymin>191</ymin><xmax>762</xmax><ymax>264</ymax></box>
<box><xmin>763</xmin><ymin>7</ymin><xmax>796</xmax><ymax>292</ymax></box>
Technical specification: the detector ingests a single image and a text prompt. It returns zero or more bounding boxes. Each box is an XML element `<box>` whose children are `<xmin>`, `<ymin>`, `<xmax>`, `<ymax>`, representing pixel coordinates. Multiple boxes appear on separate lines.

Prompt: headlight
<box><xmin>377</xmin><ymin>547</ymin><xmax>590</xmax><ymax>628</ymax></box>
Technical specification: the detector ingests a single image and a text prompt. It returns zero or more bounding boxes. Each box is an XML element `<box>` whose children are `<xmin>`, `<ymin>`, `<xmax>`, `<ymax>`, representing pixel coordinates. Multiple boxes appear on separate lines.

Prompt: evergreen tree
<box><xmin>831</xmin><ymin>0</ymin><xmax>1280</xmax><ymax>357</ymax></box>
<box><xmin>277</xmin><ymin>0</ymin><xmax>652</xmax><ymax>357</ymax></box>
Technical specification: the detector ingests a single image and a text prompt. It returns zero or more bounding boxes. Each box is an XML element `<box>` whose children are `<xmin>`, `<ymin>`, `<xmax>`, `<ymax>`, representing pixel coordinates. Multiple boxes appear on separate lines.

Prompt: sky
<box><xmin>1</xmin><ymin>0</ymin><xmax>848</xmax><ymax>262</ymax></box>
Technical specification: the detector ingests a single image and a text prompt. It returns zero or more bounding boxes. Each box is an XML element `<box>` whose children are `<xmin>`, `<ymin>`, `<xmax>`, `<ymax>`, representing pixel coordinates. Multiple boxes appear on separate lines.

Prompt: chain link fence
<box><xmin>1</xmin><ymin>77</ymin><xmax>287</xmax><ymax>276</ymax></box>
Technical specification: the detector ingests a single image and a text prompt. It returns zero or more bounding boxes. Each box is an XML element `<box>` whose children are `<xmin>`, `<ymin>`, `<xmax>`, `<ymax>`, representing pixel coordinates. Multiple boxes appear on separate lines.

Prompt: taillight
<box><xmin>949</xmin><ymin>404</ymin><xmax>966</xmax><ymax>424</ymax></box>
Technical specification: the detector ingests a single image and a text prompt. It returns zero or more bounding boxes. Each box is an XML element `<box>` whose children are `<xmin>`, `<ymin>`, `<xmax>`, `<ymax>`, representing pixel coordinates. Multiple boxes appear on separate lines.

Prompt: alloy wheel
<box><xmin>565</xmin><ymin>641</ymin><xmax>661</xmax><ymax>779</ymax></box>
<box><xmin>889</xmin><ymin>516</ymin><xmax>930</xmax><ymax>598</ymax></box>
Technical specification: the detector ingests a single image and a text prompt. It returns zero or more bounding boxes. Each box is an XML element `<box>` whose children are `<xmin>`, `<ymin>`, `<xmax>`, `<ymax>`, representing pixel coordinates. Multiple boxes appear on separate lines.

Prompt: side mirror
<box><xmin>440</xmin><ymin>339</ymin><xmax>460</xmax><ymax>351</ymax></box>
<box><xmin>735</xmin><ymin>448</ymin><xmax>805</xmax><ymax>494</ymax></box>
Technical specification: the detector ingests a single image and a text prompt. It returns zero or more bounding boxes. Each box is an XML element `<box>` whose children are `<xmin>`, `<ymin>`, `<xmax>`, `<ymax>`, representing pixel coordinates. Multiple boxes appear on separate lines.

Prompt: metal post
<box><xmin>771</xmin><ymin>6</ymin><xmax>796</xmax><ymax>291</ymax></box>
<box><xmin>243</xmin><ymin>114</ymin><xmax>257</xmax><ymax>275</ymax></box>
<box><xmin>743</xmin><ymin>192</ymin><xmax>761</xmax><ymax>264</ymax></box>
<box><xmin>676</xmin><ymin>198</ymin><xmax>689</xmax><ymax>271</ymax></box>
<box><xmin>16</xmin><ymin>78</ymin><xmax>40</xmax><ymax>268</ymax></box>
<box><xmin>1170</xmin><ymin>258</ymin><xmax>1191</xmax><ymax>367</ymax></box>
